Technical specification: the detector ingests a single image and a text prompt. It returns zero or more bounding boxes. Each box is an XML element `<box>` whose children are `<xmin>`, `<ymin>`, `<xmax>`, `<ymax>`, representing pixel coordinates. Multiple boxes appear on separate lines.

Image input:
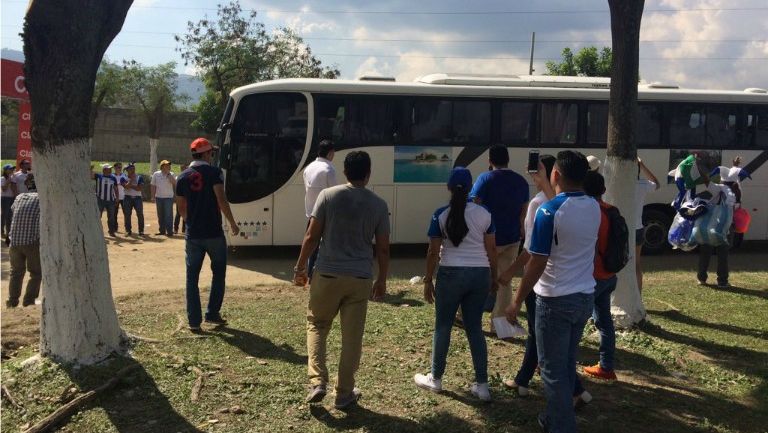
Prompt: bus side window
<box><xmin>637</xmin><ymin>104</ymin><xmax>662</xmax><ymax>148</ymax></box>
<box><xmin>540</xmin><ymin>102</ymin><xmax>577</xmax><ymax>145</ymax></box>
<box><xmin>670</xmin><ymin>104</ymin><xmax>706</xmax><ymax>148</ymax></box>
<box><xmin>706</xmin><ymin>105</ymin><xmax>738</xmax><ymax>148</ymax></box>
<box><xmin>586</xmin><ymin>103</ymin><xmax>608</xmax><ymax>146</ymax></box>
<box><xmin>411</xmin><ymin>99</ymin><xmax>452</xmax><ymax>145</ymax></box>
<box><xmin>746</xmin><ymin>106</ymin><xmax>768</xmax><ymax>148</ymax></box>
<box><xmin>453</xmin><ymin>100</ymin><xmax>491</xmax><ymax>146</ymax></box>
<box><xmin>500</xmin><ymin>101</ymin><xmax>535</xmax><ymax>144</ymax></box>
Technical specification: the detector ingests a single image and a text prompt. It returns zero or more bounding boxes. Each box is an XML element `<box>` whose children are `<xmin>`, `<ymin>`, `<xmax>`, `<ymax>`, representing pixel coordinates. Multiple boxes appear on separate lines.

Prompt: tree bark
<box><xmin>604</xmin><ymin>0</ymin><xmax>646</xmax><ymax>327</ymax></box>
<box><xmin>23</xmin><ymin>0</ymin><xmax>133</xmax><ymax>364</ymax></box>
<box><xmin>149</xmin><ymin>138</ymin><xmax>160</xmax><ymax>173</ymax></box>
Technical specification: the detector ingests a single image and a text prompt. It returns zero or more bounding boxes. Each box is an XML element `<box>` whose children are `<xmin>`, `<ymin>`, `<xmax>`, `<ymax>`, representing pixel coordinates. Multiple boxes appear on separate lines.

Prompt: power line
<box><xmin>3</xmin><ymin>1</ymin><xmax>768</xmax><ymax>14</ymax></box>
<box><xmin>2</xmin><ymin>25</ymin><xmax>765</xmax><ymax>44</ymax></box>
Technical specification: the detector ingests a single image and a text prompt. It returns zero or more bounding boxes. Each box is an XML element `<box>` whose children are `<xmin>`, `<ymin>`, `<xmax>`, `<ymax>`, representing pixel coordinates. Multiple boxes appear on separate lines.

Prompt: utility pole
<box><xmin>529</xmin><ymin>32</ymin><xmax>536</xmax><ymax>75</ymax></box>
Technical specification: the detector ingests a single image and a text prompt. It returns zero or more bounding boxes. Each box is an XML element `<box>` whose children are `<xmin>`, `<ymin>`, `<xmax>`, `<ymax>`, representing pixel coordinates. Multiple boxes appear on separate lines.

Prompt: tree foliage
<box><xmin>545</xmin><ymin>46</ymin><xmax>613</xmax><ymax>77</ymax></box>
<box><xmin>90</xmin><ymin>60</ymin><xmax>123</xmax><ymax>137</ymax></box>
<box><xmin>175</xmin><ymin>0</ymin><xmax>340</xmax><ymax>132</ymax></box>
<box><xmin>118</xmin><ymin>61</ymin><xmax>185</xmax><ymax>138</ymax></box>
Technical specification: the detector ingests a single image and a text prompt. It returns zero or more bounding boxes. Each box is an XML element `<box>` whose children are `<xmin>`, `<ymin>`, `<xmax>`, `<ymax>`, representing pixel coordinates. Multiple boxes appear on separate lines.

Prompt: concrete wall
<box><xmin>1</xmin><ymin>107</ymin><xmax>214</xmax><ymax>163</ymax></box>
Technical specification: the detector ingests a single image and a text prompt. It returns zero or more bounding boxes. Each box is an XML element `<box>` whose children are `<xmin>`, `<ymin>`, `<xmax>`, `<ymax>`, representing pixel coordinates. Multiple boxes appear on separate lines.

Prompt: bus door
<box><xmin>222</xmin><ymin>92</ymin><xmax>309</xmax><ymax>245</ymax></box>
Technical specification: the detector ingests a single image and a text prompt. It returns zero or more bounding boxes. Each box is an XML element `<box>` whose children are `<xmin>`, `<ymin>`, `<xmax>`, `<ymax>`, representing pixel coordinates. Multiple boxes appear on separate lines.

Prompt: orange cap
<box><xmin>190</xmin><ymin>137</ymin><xmax>213</xmax><ymax>154</ymax></box>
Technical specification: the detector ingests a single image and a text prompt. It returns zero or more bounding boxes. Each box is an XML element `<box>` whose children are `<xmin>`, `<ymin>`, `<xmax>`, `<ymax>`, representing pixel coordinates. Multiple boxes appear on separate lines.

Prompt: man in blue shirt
<box><xmin>176</xmin><ymin>138</ymin><xmax>239</xmax><ymax>332</ymax></box>
<box><xmin>506</xmin><ymin>150</ymin><xmax>599</xmax><ymax>433</ymax></box>
<box><xmin>470</xmin><ymin>145</ymin><xmax>529</xmax><ymax>334</ymax></box>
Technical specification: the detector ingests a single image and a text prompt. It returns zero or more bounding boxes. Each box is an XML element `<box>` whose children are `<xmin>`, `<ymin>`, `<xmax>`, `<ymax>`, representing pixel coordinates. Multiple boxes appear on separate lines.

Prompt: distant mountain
<box><xmin>1</xmin><ymin>48</ymin><xmax>205</xmax><ymax>108</ymax></box>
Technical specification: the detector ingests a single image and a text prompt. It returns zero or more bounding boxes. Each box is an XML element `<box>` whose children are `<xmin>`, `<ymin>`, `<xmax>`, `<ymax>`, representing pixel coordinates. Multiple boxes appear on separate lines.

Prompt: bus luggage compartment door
<box><xmin>227</xmin><ymin>197</ymin><xmax>274</xmax><ymax>246</ymax></box>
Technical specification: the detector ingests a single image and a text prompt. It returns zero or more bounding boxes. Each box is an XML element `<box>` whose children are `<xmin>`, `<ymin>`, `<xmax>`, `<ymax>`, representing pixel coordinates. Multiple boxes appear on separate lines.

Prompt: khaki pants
<box><xmin>491</xmin><ymin>242</ymin><xmax>520</xmax><ymax>323</ymax></box>
<box><xmin>306</xmin><ymin>273</ymin><xmax>370</xmax><ymax>395</ymax></box>
<box><xmin>8</xmin><ymin>242</ymin><xmax>42</xmax><ymax>306</ymax></box>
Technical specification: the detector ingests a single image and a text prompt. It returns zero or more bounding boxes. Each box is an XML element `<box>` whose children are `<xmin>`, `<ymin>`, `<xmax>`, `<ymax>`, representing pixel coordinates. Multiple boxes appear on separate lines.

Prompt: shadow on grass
<box><xmin>381</xmin><ymin>289</ymin><xmax>425</xmax><ymax>307</ymax></box>
<box><xmin>707</xmin><ymin>284</ymin><xmax>768</xmax><ymax>300</ymax></box>
<box><xmin>212</xmin><ymin>326</ymin><xmax>307</xmax><ymax>365</ymax></box>
<box><xmin>647</xmin><ymin>309</ymin><xmax>768</xmax><ymax>340</ymax></box>
<box><xmin>309</xmin><ymin>404</ymin><xmax>477</xmax><ymax>433</ymax></box>
<box><xmin>63</xmin><ymin>356</ymin><xmax>202</xmax><ymax>433</ymax></box>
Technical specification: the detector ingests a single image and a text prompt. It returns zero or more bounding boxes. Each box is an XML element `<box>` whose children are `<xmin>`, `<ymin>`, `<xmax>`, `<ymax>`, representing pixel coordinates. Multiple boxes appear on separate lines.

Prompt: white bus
<box><xmin>216</xmin><ymin>74</ymin><xmax>768</xmax><ymax>253</ymax></box>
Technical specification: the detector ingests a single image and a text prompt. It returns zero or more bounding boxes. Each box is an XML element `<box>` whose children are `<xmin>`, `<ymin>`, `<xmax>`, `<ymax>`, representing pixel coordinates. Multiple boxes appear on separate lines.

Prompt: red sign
<box><xmin>17</xmin><ymin>101</ymin><xmax>32</xmax><ymax>165</ymax></box>
<box><xmin>1</xmin><ymin>59</ymin><xmax>28</xmax><ymax>100</ymax></box>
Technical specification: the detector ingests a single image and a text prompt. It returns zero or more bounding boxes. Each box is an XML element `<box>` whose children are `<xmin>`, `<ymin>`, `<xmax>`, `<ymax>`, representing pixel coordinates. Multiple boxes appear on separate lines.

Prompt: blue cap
<box><xmin>3</xmin><ymin>164</ymin><xmax>14</xmax><ymax>171</ymax></box>
<box><xmin>448</xmin><ymin>167</ymin><xmax>472</xmax><ymax>190</ymax></box>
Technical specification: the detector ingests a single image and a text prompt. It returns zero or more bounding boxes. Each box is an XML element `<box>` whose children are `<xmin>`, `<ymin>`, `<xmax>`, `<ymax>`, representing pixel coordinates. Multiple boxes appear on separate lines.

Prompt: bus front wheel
<box><xmin>642</xmin><ymin>208</ymin><xmax>672</xmax><ymax>255</ymax></box>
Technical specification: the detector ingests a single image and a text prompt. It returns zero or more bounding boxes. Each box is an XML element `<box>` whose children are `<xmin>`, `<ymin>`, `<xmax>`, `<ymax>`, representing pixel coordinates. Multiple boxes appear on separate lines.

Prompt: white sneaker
<box><xmin>414</xmin><ymin>373</ymin><xmax>442</xmax><ymax>393</ymax></box>
<box><xmin>471</xmin><ymin>382</ymin><xmax>492</xmax><ymax>401</ymax></box>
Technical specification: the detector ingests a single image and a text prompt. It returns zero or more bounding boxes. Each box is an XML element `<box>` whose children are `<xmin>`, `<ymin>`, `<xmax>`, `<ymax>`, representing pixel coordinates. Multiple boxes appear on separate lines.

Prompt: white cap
<box><xmin>101</xmin><ymin>163</ymin><xmax>113</xmax><ymax>170</ymax></box>
<box><xmin>587</xmin><ymin>155</ymin><xmax>601</xmax><ymax>172</ymax></box>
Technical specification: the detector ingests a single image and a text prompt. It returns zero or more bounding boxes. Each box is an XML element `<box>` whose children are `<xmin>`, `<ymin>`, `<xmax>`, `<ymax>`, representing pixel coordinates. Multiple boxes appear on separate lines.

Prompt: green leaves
<box><xmin>545</xmin><ymin>46</ymin><xmax>613</xmax><ymax>77</ymax></box>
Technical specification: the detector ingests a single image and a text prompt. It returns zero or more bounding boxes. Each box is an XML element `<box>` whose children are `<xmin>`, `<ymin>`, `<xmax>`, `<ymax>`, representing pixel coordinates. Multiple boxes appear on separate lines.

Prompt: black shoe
<box><xmin>126</xmin><ymin>230</ymin><xmax>132</xmax><ymax>235</ymax></box>
<box><xmin>5</xmin><ymin>299</ymin><xmax>18</xmax><ymax>308</ymax></box>
<box><xmin>108</xmin><ymin>231</ymin><xmax>116</xmax><ymax>237</ymax></box>
<box><xmin>155</xmin><ymin>232</ymin><xmax>164</xmax><ymax>236</ymax></box>
<box><xmin>189</xmin><ymin>325</ymin><xmax>202</xmax><ymax>333</ymax></box>
<box><xmin>21</xmin><ymin>299</ymin><xmax>35</xmax><ymax>307</ymax></box>
<box><xmin>205</xmin><ymin>316</ymin><xmax>228</xmax><ymax>326</ymax></box>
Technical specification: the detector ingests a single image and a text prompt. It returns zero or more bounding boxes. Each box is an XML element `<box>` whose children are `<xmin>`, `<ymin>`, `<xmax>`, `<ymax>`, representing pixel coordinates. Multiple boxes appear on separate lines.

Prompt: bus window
<box><xmin>346</xmin><ymin>97</ymin><xmax>400</xmax><ymax>147</ymax></box>
<box><xmin>452</xmin><ymin>100</ymin><xmax>491</xmax><ymax>146</ymax></box>
<box><xmin>637</xmin><ymin>104</ymin><xmax>662</xmax><ymax>147</ymax></box>
<box><xmin>226</xmin><ymin>92</ymin><xmax>308</xmax><ymax>204</ymax></box>
<box><xmin>587</xmin><ymin>103</ymin><xmax>609</xmax><ymax>145</ymax></box>
<box><xmin>500</xmin><ymin>101</ymin><xmax>535</xmax><ymax>144</ymax></box>
<box><xmin>670</xmin><ymin>104</ymin><xmax>706</xmax><ymax>148</ymax></box>
<box><xmin>316</xmin><ymin>96</ymin><xmax>346</xmax><ymax>144</ymax></box>
<box><xmin>411</xmin><ymin>99</ymin><xmax>453</xmax><ymax>145</ymax></box>
<box><xmin>706</xmin><ymin>105</ymin><xmax>738</xmax><ymax>148</ymax></box>
<box><xmin>745</xmin><ymin>106</ymin><xmax>768</xmax><ymax>148</ymax></box>
<box><xmin>540</xmin><ymin>102</ymin><xmax>577</xmax><ymax>145</ymax></box>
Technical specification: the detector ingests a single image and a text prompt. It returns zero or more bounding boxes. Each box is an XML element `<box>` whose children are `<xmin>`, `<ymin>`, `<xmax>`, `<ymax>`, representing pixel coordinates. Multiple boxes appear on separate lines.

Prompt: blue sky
<box><xmin>2</xmin><ymin>0</ymin><xmax>767</xmax><ymax>90</ymax></box>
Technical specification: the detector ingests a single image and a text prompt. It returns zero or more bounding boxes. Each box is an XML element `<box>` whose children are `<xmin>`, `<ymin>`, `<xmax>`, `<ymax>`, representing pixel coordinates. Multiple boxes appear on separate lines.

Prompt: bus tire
<box><xmin>642</xmin><ymin>207</ymin><xmax>672</xmax><ymax>255</ymax></box>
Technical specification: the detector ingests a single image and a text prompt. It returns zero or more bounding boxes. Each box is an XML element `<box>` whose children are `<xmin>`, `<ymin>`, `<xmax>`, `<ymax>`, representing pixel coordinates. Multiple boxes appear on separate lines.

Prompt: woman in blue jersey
<box><xmin>414</xmin><ymin>167</ymin><xmax>498</xmax><ymax>401</ymax></box>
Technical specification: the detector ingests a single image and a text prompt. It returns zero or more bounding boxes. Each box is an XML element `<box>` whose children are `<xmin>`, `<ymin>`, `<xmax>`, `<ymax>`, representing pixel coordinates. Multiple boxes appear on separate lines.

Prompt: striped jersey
<box><xmin>95</xmin><ymin>174</ymin><xmax>118</xmax><ymax>201</ymax></box>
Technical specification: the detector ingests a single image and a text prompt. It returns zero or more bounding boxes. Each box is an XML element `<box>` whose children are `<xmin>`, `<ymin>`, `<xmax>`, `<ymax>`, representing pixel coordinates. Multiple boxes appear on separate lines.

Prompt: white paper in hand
<box><xmin>493</xmin><ymin>317</ymin><xmax>528</xmax><ymax>339</ymax></box>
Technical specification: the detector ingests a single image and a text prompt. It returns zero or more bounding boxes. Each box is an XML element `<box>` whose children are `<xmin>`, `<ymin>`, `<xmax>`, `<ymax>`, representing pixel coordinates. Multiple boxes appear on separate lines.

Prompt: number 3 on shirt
<box><xmin>190</xmin><ymin>171</ymin><xmax>204</xmax><ymax>192</ymax></box>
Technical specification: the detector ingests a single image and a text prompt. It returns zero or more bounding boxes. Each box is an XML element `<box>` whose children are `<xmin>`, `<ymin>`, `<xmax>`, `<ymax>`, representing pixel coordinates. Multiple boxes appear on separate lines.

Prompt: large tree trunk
<box><xmin>149</xmin><ymin>138</ymin><xmax>159</xmax><ymax>173</ymax></box>
<box><xmin>604</xmin><ymin>0</ymin><xmax>646</xmax><ymax>328</ymax></box>
<box><xmin>36</xmin><ymin>139</ymin><xmax>123</xmax><ymax>362</ymax></box>
<box><xmin>23</xmin><ymin>0</ymin><xmax>133</xmax><ymax>364</ymax></box>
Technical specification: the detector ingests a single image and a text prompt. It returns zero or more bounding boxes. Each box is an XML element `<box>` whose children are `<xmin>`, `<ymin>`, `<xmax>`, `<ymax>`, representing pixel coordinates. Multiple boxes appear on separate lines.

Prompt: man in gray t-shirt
<box><xmin>293</xmin><ymin>151</ymin><xmax>390</xmax><ymax>410</ymax></box>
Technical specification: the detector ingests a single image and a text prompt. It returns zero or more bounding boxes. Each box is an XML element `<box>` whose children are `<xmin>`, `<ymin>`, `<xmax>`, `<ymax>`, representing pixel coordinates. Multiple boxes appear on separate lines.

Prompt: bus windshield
<box><xmin>225</xmin><ymin>92</ymin><xmax>308</xmax><ymax>203</ymax></box>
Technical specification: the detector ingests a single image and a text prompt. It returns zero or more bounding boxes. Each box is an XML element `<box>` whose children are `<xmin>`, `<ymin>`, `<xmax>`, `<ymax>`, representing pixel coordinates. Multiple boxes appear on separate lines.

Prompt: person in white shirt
<box><xmin>414</xmin><ymin>167</ymin><xmax>498</xmax><ymax>402</ymax></box>
<box><xmin>11</xmin><ymin>159</ymin><xmax>32</xmax><ymax>195</ymax></box>
<box><xmin>302</xmin><ymin>140</ymin><xmax>337</xmax><ymax>278</ymax></box>
<box><xmin>506</xmin><ymin>151</ymin><xmax>600</xmax><ymax>433</ymax></box>
<box><xmin>2</xmin><ymin>164</ymin><xmax>16</xmax><ymax>241</ymax></box>
<box><xmin>151</xmin><ymin>160</ymin><xmax>176</xmax><ymax>236</ymax></box>
<box><xmin>635</xmin><ymin>157</ymin><xmax>660</xmax><ymax>292</ymax></box>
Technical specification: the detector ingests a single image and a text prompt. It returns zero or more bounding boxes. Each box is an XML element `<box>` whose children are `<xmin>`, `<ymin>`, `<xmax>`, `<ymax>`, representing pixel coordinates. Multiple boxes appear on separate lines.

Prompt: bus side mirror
<box><xmin>216</xmin><ymin>123</ymin><xmax>233</xmax><ymax>170</ymax></box>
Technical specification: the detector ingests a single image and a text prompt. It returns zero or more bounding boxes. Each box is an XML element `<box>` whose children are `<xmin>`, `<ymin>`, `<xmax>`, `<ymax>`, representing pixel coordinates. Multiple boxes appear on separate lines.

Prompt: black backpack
<box><xmin>603</xmin><ymin>205</ymin><xmax>630</xmax><ymax>273</ymax></box>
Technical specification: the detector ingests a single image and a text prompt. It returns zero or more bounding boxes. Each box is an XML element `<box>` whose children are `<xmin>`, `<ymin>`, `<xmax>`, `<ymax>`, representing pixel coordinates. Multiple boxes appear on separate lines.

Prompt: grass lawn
<box><xmin>1</xmin><ymin>270</ymin><xmax>766</xmax><ymax>433</ymax></box>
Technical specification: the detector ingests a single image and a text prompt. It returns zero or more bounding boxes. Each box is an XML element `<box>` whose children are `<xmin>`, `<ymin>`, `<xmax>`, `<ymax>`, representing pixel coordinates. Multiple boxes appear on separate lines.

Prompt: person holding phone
<box><xmin>414</xmin><ymin>167</ymin><xmax>498</xmax><ymax>402</ymax></box>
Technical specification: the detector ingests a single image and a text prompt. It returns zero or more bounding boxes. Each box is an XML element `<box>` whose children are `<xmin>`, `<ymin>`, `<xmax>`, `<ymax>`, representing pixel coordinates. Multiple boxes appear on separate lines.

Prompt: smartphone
<box><xmin>527</xmin><ymin>149</ymin><xmax>540</xmax><ymax>173</ymax></box>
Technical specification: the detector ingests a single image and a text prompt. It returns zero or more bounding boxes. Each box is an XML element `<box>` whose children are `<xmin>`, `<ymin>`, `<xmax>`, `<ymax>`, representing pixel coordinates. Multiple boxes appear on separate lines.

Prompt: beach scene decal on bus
<box><xmin>394</xmin><ymin>146</ymin><xmax>454</xmax><ymax>183</ymax></box>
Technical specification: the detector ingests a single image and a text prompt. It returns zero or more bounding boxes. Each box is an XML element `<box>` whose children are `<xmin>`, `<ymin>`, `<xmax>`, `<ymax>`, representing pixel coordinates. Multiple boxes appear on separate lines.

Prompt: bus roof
<box><xmin>230</xmin><ymin>75</ymin><xmax>768</xmax><ymax>104</ymax></box>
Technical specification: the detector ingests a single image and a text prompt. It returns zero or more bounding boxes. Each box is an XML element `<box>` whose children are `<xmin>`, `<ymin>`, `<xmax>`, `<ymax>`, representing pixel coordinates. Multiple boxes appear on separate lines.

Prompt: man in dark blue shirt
<box><xmin>176</xmin><ymin>138</ymin><xmax>239</xmax><ymax>332</ymax></box>
<box><xmin>470</xmin><ymin>145</ymin><xmax>529</xmax><ymax>335</ymax></box>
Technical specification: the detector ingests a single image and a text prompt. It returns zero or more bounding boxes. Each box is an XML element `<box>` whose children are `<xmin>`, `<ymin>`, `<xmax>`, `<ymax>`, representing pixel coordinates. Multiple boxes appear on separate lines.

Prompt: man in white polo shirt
<box><xmin>506</xmin><ymin>150</ymin><xmax>599</xmax><ymax>433</ymax></box>
<box><xmin>151</xmin><ymin>160</ymin><xmax>176</xmax><ymax>237</ymax></box>
<box><xmin>302</xmin><ymin>139</ymin><xmax>337</xmax><ymax>278</ymax></box>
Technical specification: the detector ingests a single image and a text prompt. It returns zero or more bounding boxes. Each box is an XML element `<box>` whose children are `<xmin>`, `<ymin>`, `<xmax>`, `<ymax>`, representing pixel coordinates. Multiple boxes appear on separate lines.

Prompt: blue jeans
<box><xmin>516</xmin><ymin>291</ymin><xmax>585</xmax><ymax>396</ymax></box>
<box><xmin>431</xmin><ymin>266</ymin><xmax>489</xmax><ymax>383</ymax></box>
<box><xmin>122</xmin><ymin>196</ymin><xmax>144</xmax><ymax>234</ymax></box>
<box><xmin>536</xmin><ymin>292</ymin><xmax>594</xmax><ymax>433</ymax></box>
<box><xmin>97</xmin><ymin>199</ymin><xmax>117</xmax><ymax>233</ymax></box>
<box><xmin>155</xmin><ymin>198</ymin><xmax>174</xmax><ymax>234</ymax></box>
<box><xmin>185</xmin><ymin>236</ymin><xmax>228</xmax><ymax>327</ymax></box>
<box><xmin>594</xmin><ymin>276</ymin><xmax>617</xmax><ymax>371</ymax></box>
